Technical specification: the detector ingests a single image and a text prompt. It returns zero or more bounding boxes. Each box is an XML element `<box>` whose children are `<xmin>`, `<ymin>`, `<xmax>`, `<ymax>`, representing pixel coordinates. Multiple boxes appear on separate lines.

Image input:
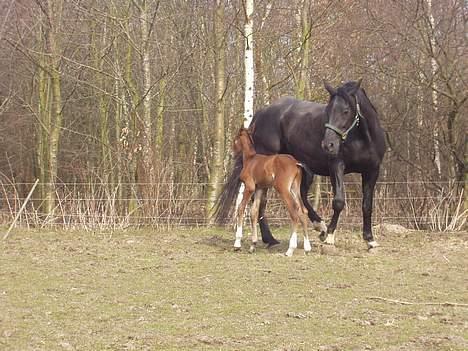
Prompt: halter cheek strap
<box><xmin>325</xmin><ymin>98</ymin><xmax>362</xmax><ymax>141</ymax></box>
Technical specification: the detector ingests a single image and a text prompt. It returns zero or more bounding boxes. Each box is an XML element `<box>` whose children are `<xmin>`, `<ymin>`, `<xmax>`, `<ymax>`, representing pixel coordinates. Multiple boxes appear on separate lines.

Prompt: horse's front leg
<box><xmin>300</xmin><ymin>171</ymin><xmax>328</xmax><ymax>239</ymax></box>
<box><xmin>362</xmin><ymin>170</ymin><xmax>379</xmax><ymax>250</ymax></box>
<box><xmin>235</xmin><ymin>183</ymin><xmax>253</xmax><ymax>250</ymax></box>
<box><xmin>323</xmin><ymin>160</ymin><xmax>345</xmax><ymax>246</ymax></box>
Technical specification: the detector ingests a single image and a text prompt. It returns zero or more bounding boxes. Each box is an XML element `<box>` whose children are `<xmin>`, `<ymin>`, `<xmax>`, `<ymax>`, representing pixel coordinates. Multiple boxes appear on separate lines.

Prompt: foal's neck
<box><xmin>240</xmin><ymin>136</ymin><xmax>257</xmax><ymax>163</ymax></box>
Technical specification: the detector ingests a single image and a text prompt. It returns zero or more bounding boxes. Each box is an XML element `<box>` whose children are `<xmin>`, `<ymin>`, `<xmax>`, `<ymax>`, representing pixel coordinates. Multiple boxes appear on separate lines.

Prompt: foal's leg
<box><xmin>249</xmin><ymin>189</ymin><xmax>264</xmax><ymax>253</ymax></box>
<box><xmin>362</xmin><ymin>170</ymin><xmax>380</xmax><ymax>250</ymax></box>
<box><xmin>325</xmin><ymin>160</ymin><xmax>346</xmax><ymax>246</ymax></box>
<box><xmin>234</xmin><ymin>183</ymin><xmax>254</xmax><ymax>250</ymax></box>
<box><xmin>300</xmin><ymin>171</ymin><xmax>327</xmax><ymax>239</ymax></box>
<box><xmin>279</xmin><ymin>188</ymin><xmax>301</xmax><ymax>257</ymax></box>
<box><xmin>291</xmin><ymin>175</ymin><xmax>311</xmax><ymax>254</ymax></box>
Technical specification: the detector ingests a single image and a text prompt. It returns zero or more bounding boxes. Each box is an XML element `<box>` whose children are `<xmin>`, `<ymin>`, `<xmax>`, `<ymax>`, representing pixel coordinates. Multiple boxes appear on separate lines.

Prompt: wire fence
<box><xmin>0</xmin><ymin>180</ymin><xmax>466</xmax><ymax>232</ymax></box>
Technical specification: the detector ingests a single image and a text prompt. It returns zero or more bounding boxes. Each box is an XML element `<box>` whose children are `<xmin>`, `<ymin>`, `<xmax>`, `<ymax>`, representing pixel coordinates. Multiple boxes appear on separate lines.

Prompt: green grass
<box><xmin>1</xmin><ymin>227</ymin><xmax>467</xmax><ymax>350</ymax></box>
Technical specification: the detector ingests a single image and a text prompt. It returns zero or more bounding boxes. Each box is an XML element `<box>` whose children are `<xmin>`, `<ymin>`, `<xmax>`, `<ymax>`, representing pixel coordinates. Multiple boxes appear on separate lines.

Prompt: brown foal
<box><xmin>232</xmin><ymin>127</ymin><xmax>311</xmax><ymax>256</ymax></box>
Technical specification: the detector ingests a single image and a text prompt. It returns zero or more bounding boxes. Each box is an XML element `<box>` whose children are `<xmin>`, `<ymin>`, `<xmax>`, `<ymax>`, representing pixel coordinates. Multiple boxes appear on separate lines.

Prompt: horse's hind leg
<box><xmin>325</xmin><ymin>160</ymin><xmax>346</xmax><ymax>246</ymax></box>
<box><xmin>300</xmin><ymin>169</ymin><xmax>327</xmax><ymax>239</ymax></box>
<box><xmin>249</xmin><ymin>189</ymin><xmax>264</xmax><ymax>253</ymax></box>
<box><xmin>362</xmin><ymin>170</ymin><xmax>380</xmax><ymax>250</ymax></box>
<box><xmin>258</xmin><ymin>189</ymin><xmax>280</xmax><ymax>247</ymax></box>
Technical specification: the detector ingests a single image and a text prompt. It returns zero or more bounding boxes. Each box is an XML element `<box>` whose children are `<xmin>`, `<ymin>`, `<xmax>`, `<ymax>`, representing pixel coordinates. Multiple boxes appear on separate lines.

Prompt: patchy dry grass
<box><xmin>0</xmin><ymin>226</ymin><xmax>467</xmax><ymax>350</ymax></box>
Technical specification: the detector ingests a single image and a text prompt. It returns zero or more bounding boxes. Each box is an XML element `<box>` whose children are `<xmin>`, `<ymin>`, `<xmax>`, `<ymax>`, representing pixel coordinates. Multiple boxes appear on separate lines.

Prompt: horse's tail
<box><xmin>212</xmin><ymin>155</ymin><xmax>243</xmax><ymax>225</ymax></box>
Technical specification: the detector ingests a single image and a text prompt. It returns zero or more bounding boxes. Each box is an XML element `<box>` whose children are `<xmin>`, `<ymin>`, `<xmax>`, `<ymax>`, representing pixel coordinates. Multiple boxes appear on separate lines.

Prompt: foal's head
<box><xmin>322</xmin><ymin>79</ymin><xmax>363</xmax><ymax>157</ymax></box>
<box><xmin>233</xmin><ymin>127</ymin><xmax>254</xmax><ymax>156</ymax></box>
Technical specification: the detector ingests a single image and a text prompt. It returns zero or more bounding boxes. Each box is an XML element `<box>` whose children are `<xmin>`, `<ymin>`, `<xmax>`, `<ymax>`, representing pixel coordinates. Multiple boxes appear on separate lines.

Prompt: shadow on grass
<box><xmin>195</xmin><ymin>233</ymin><xmax>292</xmax><ymax>255</ymax></box>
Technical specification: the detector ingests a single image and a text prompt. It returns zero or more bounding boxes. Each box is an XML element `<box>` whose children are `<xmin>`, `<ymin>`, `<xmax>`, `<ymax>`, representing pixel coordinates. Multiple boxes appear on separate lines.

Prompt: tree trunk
<box><xmin>36</xmin><ymin>0</ymin><xmax>64</xmax><ymax>217</ymax></box>
<box><xmin>296</xmin><ymin>0</ymin><xmax>321</xmax><ymax>211</ymax></box>
<box><xmin>206</xmin><ymin>0</ymin><xmax>226</xmax><ymax>222</ymax></box>
<box><xmin>243</xmin><ymin>0</ymin><xmax>254</xmax><ymax>128</ymax></box>
<box><xmin>427</xmin><ymin>0</ymin><xmax>442</xmax><ymax>177</ymax></box>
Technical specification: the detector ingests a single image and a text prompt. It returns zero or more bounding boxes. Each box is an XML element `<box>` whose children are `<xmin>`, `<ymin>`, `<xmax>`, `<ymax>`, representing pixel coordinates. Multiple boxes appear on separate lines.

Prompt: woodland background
<box><xmin>0</xmin><ymin>0</ymin><xmax>466</xmax><ymax>230</ymax></box>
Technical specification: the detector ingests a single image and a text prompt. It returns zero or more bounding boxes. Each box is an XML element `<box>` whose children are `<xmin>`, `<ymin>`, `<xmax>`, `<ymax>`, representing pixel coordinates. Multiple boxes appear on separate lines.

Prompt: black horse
<box><xmin>215</xmin><ymin>80</ymin><xmax>386</xmax><ymax>250</ymax></box>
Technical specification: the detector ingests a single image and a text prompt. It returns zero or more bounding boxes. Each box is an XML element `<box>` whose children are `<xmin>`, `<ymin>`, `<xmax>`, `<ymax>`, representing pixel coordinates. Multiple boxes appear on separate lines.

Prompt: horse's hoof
<box><xmin>320</xmin><ymin>244</ymin><xmax>338</xmax><ymax>256</ymax></box>
<box><xmin>233</xmin><ymin>246</ymin><xmax>241</xmax><ymax>252</ymax></box>
<box><xmin>249</xmin><ymin>245</ymin><xmax>256</xmax><ymax>254</ymax></box>
<box><xmin>367</xmin><ymin>246</ymin><xmax>381</xmax><ymax>255</ymax></box>
<box><xmin>266</xmin><ymin>239</ymin><xmax>280</xmax><ymax>248</ymax></box>
<box><xmin>304</xmin><ymin>250</ymin><xmax>311</xmax><ymax>256</ymax></box>
<box><xmin>319</xmin><ymin>232</ymin><xmax>327</xmax><ymax>242</ymax></box>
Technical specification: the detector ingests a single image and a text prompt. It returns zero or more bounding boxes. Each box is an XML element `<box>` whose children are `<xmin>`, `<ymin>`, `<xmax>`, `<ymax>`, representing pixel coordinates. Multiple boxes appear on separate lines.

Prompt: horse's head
<box><xmin>322</xmin><ymin>79</ymin><xmax>363</xmax><ymax>157</ymax></box>
<box><xmin>232</xmin><ymin>127</ymin><xmax>253</xmax><ymax>156</ymax></box>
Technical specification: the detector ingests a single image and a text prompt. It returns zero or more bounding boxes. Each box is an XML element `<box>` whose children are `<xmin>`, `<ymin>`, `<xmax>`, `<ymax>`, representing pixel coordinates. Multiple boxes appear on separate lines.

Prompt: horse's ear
<box><xmin>350</xmin><ymin>78</ymin><xmax>363</xmax><ymax>95</ymax></box>
<box><xmin>323</xmin><ymin>80</ymin><xmax>336</xmax><ymax>96</ymax></box>
<box><xmin>356</xmin><ymin>77</ymin><xmax>362</xmax><ymax>88</ymax></box>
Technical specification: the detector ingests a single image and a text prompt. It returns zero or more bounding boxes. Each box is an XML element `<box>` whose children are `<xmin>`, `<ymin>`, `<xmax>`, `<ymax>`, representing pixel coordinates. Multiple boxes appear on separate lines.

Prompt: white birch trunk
<box><xmin>235</xmin><ymin>0</ymin><xmax>255</xmax><ymax>216</ymax></box>
<box><xmin>140</xmin><ymin>0</ymin><xmax>154</xmax><ymax>181</ymax></box>
<box><xmin>243</xmin><ymin>0</ymin><xmax>255</xmax><ymax>128</ymax></box>
<box><xmin>427</xmin><ymin>0</ymin><xmax>442</xmax><ymax>177</ymax></box>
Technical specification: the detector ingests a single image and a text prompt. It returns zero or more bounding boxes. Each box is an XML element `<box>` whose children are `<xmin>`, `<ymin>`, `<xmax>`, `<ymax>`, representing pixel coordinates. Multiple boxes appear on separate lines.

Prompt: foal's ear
<box><xmin>323</xmin><ymin>80</ymin><xmax>336</xmax><ymax>96</ymax></box>
<box><xmin>248</xmin><ymin>123</ymin><xmax>256</xmax><ymax>135</ymax></box>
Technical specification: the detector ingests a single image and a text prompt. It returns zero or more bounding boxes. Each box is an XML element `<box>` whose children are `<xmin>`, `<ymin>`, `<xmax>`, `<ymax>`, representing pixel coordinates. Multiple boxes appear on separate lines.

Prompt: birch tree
<box><xmin>234</xmin><ymin>0</ymin><xmax>255</xmax><ymax>219</ymax></box>
<box><xmin>243</xmin><ymin>0</ymin><xmax>255</xmax><ymax>128</ymax></box>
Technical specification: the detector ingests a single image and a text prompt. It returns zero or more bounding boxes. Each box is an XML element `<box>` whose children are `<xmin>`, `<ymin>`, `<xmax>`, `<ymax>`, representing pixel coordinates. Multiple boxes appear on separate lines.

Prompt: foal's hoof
<box><xmin>320</xmin><ymin>244</ymin><xmax>338</xmax><ymax>256</ymax></box>
<box><xmin>249</xmin><ymin>245</ymin><xmax>257</xmax><ymax>254</ymax></box>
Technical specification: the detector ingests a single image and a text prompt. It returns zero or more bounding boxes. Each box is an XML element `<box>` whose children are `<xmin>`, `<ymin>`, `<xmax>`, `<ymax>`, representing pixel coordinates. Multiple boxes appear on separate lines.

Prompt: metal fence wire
<box><xmin>0</xmin><ymin>181</ymin><xmax>466</xmax><ymax>232</ymax></box>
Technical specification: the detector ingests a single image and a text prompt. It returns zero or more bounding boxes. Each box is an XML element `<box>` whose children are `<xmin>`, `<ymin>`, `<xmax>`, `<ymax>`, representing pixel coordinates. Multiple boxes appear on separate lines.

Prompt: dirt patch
<box><xmin>0</xmin><ymin>227</ymin><xmax>467</xmax><ymax>350</ymax></box>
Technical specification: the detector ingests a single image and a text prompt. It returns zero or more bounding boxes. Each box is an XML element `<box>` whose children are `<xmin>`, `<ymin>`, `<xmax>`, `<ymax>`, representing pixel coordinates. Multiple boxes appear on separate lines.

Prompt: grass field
<box><xmin>0</xmin><ymin>226</ymin><xmax>467</xmax><ymax>350</ymax></box>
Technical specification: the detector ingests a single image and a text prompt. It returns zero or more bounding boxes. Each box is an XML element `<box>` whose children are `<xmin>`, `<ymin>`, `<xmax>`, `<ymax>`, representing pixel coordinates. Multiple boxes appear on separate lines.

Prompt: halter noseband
<box><xmin>325</xmin><ymin>96</ymin><xmax>362</xmax><ymax>141</ymax></box>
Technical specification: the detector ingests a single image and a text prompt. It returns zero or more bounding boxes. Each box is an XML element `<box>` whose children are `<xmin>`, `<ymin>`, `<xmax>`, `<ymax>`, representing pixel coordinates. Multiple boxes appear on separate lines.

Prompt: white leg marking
<box><xmin>234</xmin><ymin>225</ymin><xmax>243</xmax><ymax>248</ymax></box>
<box><xmin>304</xmin><ymin>238</ymin><xmax>312</xmax><ymax>253</ymax></box>
<box><xmin>319</xmin><ymin>221</ymin><xmax>327</xmax><ymax>233</ymax></box>
<box><xmin>367</xmin><ymin>240</ymin><xmax>379</xmax><ymax>249</ymax></box>
<box><xmin>324</xmin><ymin>233</ymin><xmax>335</xmax><ymax>245</ymax></box>
<box><xmin>285</xmin><ymin>232</ymin><xmax>298</xmax><ymax>257</ymax></box>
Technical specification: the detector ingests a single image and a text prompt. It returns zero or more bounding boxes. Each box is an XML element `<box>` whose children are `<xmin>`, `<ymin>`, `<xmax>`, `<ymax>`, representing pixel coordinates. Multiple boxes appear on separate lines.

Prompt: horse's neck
<box><xmin>240</xmin><ymin>137</ymin><xmax>257</xmax><ymax>163</ymax></box>
<box><xmin>358</xmin><ymin>92</ymin><xmax>380</xmax><ymax>139</ymax></box>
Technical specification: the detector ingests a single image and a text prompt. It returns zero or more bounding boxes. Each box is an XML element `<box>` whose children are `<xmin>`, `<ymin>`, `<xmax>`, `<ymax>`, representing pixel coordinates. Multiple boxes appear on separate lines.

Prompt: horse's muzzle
<box><xmin>321</xmin><ymin>139</ymin><xmax>339</xmax><ymax>157</ymax></box>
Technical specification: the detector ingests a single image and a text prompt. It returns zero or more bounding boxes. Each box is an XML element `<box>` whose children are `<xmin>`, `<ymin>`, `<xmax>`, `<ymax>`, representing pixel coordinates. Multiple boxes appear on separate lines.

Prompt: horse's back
<box><xmin>251</xmin><ymin>97</ymin><xmax>325</xmax><ymax>155</ymax></box>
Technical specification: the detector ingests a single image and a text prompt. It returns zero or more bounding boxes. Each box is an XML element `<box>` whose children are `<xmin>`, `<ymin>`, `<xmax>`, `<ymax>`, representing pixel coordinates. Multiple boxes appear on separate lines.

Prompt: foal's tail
<box><xmin>212</xmin><ymin>155</ymin><xmax>243</xmax><ymax>225</ymax></box>
<box><xmin>292</xmin><ymin>163</ymin><xmax>311</xmax><ymax>213</ymax></box>
<box><xmin>296</xmin><ymin>162</ymin><xmax>313</xmax><ymax>179</ymax></box>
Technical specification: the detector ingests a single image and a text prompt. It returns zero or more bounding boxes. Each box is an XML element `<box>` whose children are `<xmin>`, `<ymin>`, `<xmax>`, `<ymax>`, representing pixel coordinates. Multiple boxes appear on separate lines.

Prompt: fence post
<box><xmin>3</xmin><ymin>179</ymin><xmax>39</xmax><ymax>240</ymax></box>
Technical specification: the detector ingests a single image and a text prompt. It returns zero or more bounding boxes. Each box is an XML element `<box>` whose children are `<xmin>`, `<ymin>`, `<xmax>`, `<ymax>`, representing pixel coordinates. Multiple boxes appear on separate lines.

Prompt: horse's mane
<box><xmin>338</xmin><ymin>81</ymin><xmax>378</xmax><ymax>115</ymax></box>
